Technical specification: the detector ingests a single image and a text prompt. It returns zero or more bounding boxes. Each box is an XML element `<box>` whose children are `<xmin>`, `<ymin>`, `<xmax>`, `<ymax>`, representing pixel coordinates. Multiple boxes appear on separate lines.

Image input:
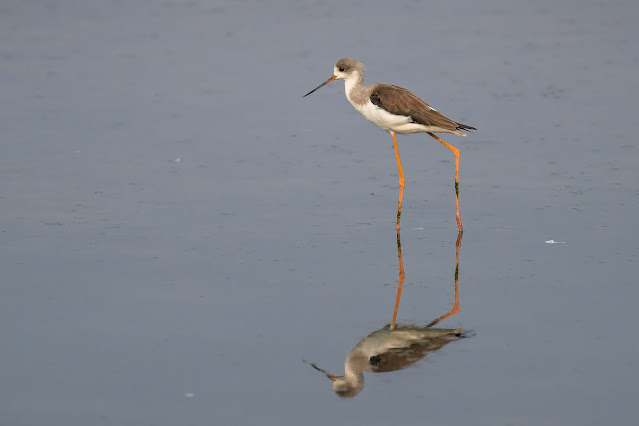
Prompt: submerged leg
<box><xmin>427</xmin><ymin>132</ymin><xmax>463</xmax><ymax>233</ymax></box>
<box><xmin>392</xmin><ymin>132</ymin><xmax>405</xmax><ymax>231</ymax></box>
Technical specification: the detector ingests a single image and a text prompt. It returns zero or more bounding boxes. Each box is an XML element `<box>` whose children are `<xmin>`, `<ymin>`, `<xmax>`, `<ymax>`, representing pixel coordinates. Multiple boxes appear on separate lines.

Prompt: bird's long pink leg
<box><xmin>392</xmin><ymin>132</ymin><xmax>405</xmax><ymax>231</ymax></box>
<box><xmin>427</xmin><ymin>132</ymin><xmax>463</xmax><ymax>233</ymax></box>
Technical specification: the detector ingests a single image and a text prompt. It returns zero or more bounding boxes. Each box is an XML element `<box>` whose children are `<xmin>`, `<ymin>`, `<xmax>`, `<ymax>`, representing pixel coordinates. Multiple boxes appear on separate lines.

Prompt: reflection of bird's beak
<box><xmin>303</xmin><ymin>75</ymin><xmax>337</xmax><ymax>97</ymax></box>
<box><xmin>310</xmin><ymin>362</ymin><xmax>336</xmax><ymax>381</ymax></box>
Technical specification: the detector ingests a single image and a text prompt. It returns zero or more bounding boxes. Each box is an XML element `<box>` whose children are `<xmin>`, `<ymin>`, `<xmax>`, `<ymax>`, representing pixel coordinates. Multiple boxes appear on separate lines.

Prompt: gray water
<box><xmin>1</xmin><ymin>0</ymin><xmax>638</xmax><ymax>425</ymax></box>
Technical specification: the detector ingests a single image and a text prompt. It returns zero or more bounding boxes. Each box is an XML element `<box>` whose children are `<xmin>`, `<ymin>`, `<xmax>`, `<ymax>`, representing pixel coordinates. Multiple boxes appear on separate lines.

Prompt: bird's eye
<box><xmin>338</xmin><ymin>67</ymin><xmax>345</xmax><ymax>72</ymax></box>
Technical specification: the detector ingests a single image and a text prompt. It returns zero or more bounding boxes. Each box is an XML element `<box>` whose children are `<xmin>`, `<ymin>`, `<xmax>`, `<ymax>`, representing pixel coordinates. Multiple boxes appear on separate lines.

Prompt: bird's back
<box><xmin>370</xmin><ymin>84</ymin><xmax>472</xmax><ymax>135</ymax></box>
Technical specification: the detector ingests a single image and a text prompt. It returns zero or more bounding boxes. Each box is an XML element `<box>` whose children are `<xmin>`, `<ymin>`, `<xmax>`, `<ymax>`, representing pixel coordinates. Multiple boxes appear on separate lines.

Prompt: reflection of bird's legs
<box><xmin>390</xmin><ymin>229</ymin><xmax>404</xmax><ymax>329</ymax></box>
<box><xmin>427</xmin><ymin>231</ymin><xmax>463</xmax><ymax>328</ymax></box>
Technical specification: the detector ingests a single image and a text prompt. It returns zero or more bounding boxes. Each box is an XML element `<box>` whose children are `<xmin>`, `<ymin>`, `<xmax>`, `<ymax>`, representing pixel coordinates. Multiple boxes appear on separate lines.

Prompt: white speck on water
<box><xmin>545</xmin><ymin>239</ymin><xmax>566</xmax><ymax>244</ymax></box>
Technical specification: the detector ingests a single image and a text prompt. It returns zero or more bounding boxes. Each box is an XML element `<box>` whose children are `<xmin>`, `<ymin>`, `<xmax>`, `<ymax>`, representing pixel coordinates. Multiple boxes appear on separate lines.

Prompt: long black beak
<box><xmin>303</xmin><ymin>75</ymin><xmax>337</xmax><ymax>97</ymax></box>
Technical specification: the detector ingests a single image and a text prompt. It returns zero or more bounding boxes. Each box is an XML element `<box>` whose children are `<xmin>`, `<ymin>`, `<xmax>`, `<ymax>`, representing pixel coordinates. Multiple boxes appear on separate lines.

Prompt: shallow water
<box><xmin>1</xmin><ymin>0</ymin><xmax>638</xmax><ymax>425</ymax></box>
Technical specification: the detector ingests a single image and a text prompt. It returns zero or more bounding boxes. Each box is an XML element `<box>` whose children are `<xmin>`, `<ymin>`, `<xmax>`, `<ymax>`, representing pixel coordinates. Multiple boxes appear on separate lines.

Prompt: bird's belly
<box><xmin>355</xmin><ymin>101</ymin><xmax>426</xmax><ymax>134</ymax></box>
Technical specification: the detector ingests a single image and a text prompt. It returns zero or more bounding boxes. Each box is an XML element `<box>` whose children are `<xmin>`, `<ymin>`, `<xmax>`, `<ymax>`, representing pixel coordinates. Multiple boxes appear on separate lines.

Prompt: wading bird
<box><xmin>303</xmin><ymin>58</ymin><xmax>475</xmax><ymax>232</ymax></box>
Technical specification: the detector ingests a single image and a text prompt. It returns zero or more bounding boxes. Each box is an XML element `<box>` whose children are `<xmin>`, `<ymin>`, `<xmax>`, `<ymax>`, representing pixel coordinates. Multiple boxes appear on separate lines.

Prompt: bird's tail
<box><xmin>456</xmin><ymin>123</ymin><xmax>477</xmax><ymax>134</ymax></box>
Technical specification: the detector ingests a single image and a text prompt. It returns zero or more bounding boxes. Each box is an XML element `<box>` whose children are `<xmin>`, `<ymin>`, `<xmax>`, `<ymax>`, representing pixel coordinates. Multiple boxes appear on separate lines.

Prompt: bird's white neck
<box><xmin>344</xmin><ymin>72</ymin><xmax>365</xmax><ymax>106</ymax></box>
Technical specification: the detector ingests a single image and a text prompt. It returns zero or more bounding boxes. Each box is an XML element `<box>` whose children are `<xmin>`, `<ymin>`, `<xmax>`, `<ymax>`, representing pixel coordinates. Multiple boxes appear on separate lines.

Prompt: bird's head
<box><xmin>303</xmin><ymin>58</ymin><xmax>364</xmax><ymax>97</ymax></box>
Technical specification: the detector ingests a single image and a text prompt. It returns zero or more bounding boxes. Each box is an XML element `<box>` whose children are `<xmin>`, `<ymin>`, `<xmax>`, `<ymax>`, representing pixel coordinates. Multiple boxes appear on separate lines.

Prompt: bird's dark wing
<box><xmin>370</xmin><ymin>84</ymin><xmax>475</xmax><ymax>132</ymax></box>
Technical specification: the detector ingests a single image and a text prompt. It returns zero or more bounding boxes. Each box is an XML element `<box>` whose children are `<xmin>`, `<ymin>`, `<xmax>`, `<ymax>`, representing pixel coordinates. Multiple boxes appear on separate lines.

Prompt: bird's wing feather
<box><xmin>370</xmin><ymin>84</ymin><xmax>463</xmax><ymax>132</ymax></box>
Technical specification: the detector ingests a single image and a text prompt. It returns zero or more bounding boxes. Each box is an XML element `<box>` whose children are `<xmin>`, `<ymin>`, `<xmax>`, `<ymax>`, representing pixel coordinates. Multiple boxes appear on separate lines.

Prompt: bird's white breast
<box><xmin>347</xmin><ymin>96</ymin><xmax>431</xmax><ymax>134</ymax></box>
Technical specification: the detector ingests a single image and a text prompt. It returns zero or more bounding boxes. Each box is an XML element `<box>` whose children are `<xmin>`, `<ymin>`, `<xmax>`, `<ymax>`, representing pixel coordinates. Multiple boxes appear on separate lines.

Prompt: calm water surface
<box><xmin>1</xmin><ymin>0</ymin><xmax>638</xmax><ymax>425</ymax></box>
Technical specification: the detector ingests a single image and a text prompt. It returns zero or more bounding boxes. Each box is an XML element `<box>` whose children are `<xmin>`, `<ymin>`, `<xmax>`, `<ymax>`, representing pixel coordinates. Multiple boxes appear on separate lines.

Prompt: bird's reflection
<box><xmin>310</xmin><ymin>231</ymin><xmax>468</xmax><ymax>398</ymax></box>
